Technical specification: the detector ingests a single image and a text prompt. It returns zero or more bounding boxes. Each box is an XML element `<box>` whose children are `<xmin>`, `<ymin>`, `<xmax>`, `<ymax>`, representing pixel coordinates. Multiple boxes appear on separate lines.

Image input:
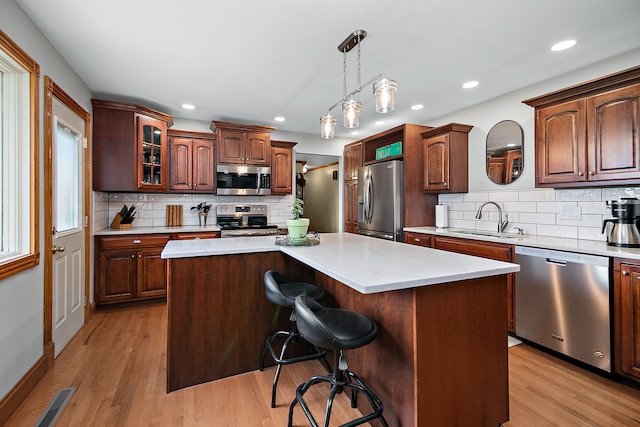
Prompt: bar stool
<box><xmin>259</xmin><ymin>270</ymin><xmax>329</xmax><ymax>408</ymax></box>
<box><xmin>288</xmin><ymin>295</ymin><xmax>388</xmax><ymax>427</ymax></box>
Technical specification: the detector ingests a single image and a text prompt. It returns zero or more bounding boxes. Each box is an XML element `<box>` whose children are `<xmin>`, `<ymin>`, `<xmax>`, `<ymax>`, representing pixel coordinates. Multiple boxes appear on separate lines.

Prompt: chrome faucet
<box><xmin>476</xmin><ymin>201</ymin><xmax>509</xmax><ymax>233</ymax></box>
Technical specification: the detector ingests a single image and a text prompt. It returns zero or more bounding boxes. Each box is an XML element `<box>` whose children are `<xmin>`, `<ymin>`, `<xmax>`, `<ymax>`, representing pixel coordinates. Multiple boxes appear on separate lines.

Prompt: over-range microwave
<box><xmin>216</xmin><ymin>165</ymin><xmax>271</xmax><ymax>195</ymax></box>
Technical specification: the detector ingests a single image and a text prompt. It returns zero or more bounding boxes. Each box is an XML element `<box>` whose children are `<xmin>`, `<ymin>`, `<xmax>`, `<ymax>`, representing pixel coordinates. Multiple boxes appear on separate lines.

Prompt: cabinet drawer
<box><xmin>173</xmin><ymin>232</ymin><xmax>220</xmax><ymax>240</ymax></box>
<box><xmin>98</xmin><ymin>234</ymin><xmax>170</xmax><ymax>250</ymax></box>
<box><xmin>432</xmin><ymin>236</ymin><xmax>512</xmax><ymax>261</ymax></box>
<box><xmin>404</xmin><ymin>232</ymin><xmax>432</xmax><ymax>247</ymax></box>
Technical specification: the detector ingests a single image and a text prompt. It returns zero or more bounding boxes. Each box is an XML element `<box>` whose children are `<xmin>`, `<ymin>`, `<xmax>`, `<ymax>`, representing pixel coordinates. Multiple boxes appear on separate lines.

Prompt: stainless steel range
<box><xmin>216</xmin><ymin>204</ymin><xmax>279</xmax><ymax>238</ymax></box>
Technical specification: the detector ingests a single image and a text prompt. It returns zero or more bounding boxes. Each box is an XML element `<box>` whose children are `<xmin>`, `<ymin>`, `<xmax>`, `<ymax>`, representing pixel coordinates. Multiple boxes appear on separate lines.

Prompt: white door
<box><xmin>51</xmin><ymin>97</ymin><xmax>85</xmax><ymax>357</ymax></box>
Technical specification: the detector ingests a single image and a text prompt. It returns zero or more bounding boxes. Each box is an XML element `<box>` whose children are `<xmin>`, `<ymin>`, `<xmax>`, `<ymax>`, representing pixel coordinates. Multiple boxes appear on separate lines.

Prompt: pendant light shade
<box><xmin>342</xmin><ymin>98</ymin><xmax>362</xmax><ymax>129</ymax></box>
<box><xmin>319</xmin><ymin>30</ymin><xmax>398</xmax><ymax>139</ymax></box>
<box><xmin>320</xmin><ymin>114</ymin><xmax>337</xmax><ymax>139</ymax></box>
<box><xmin>373</xmin><ymin>77</ymin><xmax>397</xmax><ymax>113</ymax></box>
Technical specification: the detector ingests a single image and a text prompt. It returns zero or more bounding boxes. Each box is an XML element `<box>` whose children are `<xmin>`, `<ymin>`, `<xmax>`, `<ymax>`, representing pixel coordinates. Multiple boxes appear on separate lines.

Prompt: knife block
<box><xmin>110</xmin><ymin>213</ymin><xmax>131</xmax><ymax>229</ymax></box>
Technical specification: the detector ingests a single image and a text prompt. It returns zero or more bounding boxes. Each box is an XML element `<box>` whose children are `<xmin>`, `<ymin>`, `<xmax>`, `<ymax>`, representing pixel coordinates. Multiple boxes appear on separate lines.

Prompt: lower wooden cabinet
<box><xmin>405</xmin><ymin>233</ymin><xmax>516</xmax><ymax>333</ymax></box>
<box><xmin>95</xmin><ymin>234</ymin><xmax>170</xmax><ymax>305</ymax></box>
<box><xmin>173</xmin><ymin>231</ymin><xmax>220</xmax><ymax>240</ymax></box>
<box><xmin>613</xmin><ymin>258</ymin><xmax>640</xmax><ymax>382</ymax></box>
<box><xmin>403</xmin><ymin>231</ymin><xmax>432</xmax><ymax>247</ymax></box>
<box><xmin>95</xmin><ymin>232</ymin><xmax>222</xmax><ymax>305</ymax></box>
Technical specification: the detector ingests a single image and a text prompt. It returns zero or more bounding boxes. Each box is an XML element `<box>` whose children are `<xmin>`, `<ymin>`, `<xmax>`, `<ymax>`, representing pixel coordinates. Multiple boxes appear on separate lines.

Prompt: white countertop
<box><xmin>404</xmin><ymin>226</ymin><xmax>640</xmax><ymax>261</ymax></box>
<box><xmin>161</xmin><ymin>233</ymin><xmax>520</xmax><ymax>294</ymax></box>
<box><xmin>94</xmin><ymin>225</ymin><xmax>221</xmax><ymax>236</ymax></box>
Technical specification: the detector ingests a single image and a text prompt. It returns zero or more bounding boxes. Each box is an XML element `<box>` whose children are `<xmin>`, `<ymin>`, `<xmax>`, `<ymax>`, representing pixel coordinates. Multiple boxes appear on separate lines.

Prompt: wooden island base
<box><xmin>167</xmin><ymin>251</ymin><xmax>508</xmax><ymax>426</ymax></box>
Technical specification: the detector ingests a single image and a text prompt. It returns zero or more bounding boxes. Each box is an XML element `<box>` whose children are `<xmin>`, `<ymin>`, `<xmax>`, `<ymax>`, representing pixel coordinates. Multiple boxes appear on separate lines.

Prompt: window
<box><xmin>0</xmin><ymin>29</ymin><xmax>39</xmax><ymax>280</ymax></box>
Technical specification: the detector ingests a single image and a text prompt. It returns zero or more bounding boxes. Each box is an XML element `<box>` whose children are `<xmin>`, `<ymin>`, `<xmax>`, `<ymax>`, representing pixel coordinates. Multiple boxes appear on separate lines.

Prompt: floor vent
<box><xmin>34</xmin><ymin>386</ymin><xmax>76</xmax><ymax>427</ymax></box>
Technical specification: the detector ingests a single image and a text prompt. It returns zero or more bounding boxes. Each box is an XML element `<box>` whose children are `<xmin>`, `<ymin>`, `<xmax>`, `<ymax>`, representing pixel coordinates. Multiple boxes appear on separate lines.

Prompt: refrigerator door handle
<box><xmin>365</xmin><ymin>173</ymin><xmax>374</xmax><ymax>224</ymax></box>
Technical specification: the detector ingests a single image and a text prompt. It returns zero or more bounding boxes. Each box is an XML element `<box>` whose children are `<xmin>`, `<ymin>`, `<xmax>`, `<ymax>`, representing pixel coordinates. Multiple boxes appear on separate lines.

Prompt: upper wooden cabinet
<box><xmin>92</xmin><ymin>99</ymin><xmax>173</xmax><ymax>192</ymax></box>
<box><xmin>270</xmin><ymin>140</ymin><xmax>297</xmax><ymax>195</ymax></box>
<box><xmin>211</xmin><ymin>121</ymin><xmax>275</xmax><ymax>165</ymax></box>
<box><xmin>523</xmin><ymin>66</ymin><xmax>640</xmax><ymax>188</ymax></box>
<box><xmin>344</xmin><ymin>141</ymin><xmax>362</xmax><ymax>181</ymax></box>
<box><xmin>421</xmin><ymin>123</ymin><xmax>473</xmax><ymax>193</ymax></box>
<box><xmin>168</xmin><ymin>130</ymin><xmax>216</xmax><ymax>193</ymax></box>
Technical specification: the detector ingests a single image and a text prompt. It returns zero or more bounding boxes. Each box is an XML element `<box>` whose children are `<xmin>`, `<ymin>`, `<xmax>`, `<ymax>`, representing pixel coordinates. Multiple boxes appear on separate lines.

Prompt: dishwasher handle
<box><xmin>546</xmin><ymin>258</ymin><xmax>568</xmax><ymax>266</ymax></box>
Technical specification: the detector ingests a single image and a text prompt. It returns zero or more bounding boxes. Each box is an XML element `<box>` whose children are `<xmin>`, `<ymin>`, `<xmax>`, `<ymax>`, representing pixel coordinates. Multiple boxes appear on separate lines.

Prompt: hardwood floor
<box><xmin>5</xmin><ymin>302</ymin><xmax>640</xmax><ymax>426</ymax></box>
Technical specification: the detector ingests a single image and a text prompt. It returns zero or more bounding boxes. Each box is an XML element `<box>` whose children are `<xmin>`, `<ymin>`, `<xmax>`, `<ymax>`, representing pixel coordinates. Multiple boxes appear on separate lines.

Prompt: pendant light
<box><xmin>319</xmin><ymin>30</ymin><xmax>398</xmax><ymax>139</ymax></box>
<box><xmin>320</xmin><ymin>113</ymin><xmax>337</xmax><ymax>139</ymax></box>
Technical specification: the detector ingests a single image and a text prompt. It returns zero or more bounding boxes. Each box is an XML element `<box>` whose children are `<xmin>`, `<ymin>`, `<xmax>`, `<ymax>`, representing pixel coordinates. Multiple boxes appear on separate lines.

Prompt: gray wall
<box><xmin>0</xmin><ymin>0</ymin><xmax>93</xmax><ymax>399</ymax></box>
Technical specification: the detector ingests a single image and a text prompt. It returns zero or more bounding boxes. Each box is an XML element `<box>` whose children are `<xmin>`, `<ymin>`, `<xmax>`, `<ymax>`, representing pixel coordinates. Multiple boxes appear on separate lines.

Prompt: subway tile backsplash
<box><xmin>93</xmin><ymin>192</ymin><xmax>296</xmax><ymax>231</ymax></box>
<box><xmin>438</xmin><ymin>187</ymin><xmax>640</xmax><ymax>242</ymax></box>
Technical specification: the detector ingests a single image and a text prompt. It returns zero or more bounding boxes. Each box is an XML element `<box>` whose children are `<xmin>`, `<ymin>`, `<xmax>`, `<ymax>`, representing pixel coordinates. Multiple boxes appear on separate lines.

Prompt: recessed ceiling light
<box><xmin>551</xmin><ymin>39</ymin><xmax>577</xmax><ymax>52</ymax></box>
<box><xmin>274</xmin><ymin>116</ymin><xmax>285</xmax><ymax>122</ymax></box>
<box><xmin>350</xmin><ymin>131</ymin><xmax>360</xmax><ymax>136</ymax></box>
<box><xmin>411</xmin><ymin>104</ymin><xmax>424</xmax><ymax>110</ymax></box>
<box><xmin>182</xmin><ymin>104</ymin><xmax>196</xmax><ymax>110</ymax></box>
<box><xmin>375</xmin><ymin>120</ymin><xmax>385</xmax><ymax>125</ymax></box>
<box><xmin>462</xmin><ymin>81</ymin><xmax>479</xmax><ymax>89</ymax></box>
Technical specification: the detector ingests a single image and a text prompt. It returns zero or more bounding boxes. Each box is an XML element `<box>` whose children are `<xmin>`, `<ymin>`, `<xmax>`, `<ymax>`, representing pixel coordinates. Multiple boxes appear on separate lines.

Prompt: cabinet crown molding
<box><xmin>522</xmin><ymin>65</ymin><xmax>640</xmax><ymax>108</ymax></box>
<box><xmin>210</xmin><ymin>120</ymin><xmax>276</xmax><ymax>133</ymax></box>
<box><xmin>420</xmin><ymin>123</ymin><xmax>473</xmax><ymax>139</ymax></box>
<box><xmin>91</xmin><ymin>99</ymin><xmax>173</xmax><ymax>127</ymax></box>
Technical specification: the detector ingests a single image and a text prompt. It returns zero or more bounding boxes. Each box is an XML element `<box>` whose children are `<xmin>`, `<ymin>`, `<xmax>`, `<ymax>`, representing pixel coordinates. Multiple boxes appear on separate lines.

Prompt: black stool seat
<box><xmin>259</xmin><ymin>270</ymin><xmax>329</xmax><ymax>408</ymax></box>
<box><xmin>289</xmin><ymin>295</ymin><xmax>388</xmax><ymax>427</ymax></box>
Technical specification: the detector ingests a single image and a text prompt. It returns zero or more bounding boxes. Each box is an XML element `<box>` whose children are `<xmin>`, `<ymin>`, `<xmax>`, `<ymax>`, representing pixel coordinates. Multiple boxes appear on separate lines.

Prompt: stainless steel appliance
<box><xmin>216</xmin><ymin>204</ymin><xmax>279</xmax><ymax>237</ymax></box>
<box><xmin>515</xmin><ymin>246</ymin><xmax>611</xmax><ymax>372</ymax></box>
<box><xmin>357</xmin><ymin>160</ymin><xmax>403</xmax><ymax>241</ymax></box>
<box><xmin>216</xmin><ymin>165</ymin><xmax>271</xmax><ymax>195</ymax></box>
<box><xmin>602</xmin><ymin>198</ymin><xmax>640</xmax><ymax>247</ymax></box>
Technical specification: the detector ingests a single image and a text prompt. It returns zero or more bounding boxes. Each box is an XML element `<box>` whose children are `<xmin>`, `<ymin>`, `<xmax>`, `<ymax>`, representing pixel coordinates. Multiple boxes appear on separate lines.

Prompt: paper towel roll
<box><xmin>435</xmin><ymin>204</ymin><xmax>448</xmax><ymax>228</ymax></box>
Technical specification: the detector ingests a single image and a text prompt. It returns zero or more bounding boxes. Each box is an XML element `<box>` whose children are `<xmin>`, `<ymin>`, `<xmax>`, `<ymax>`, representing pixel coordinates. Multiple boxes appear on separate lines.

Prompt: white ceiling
<box><xmin>17</xmin><ymin>0</ymin><xmax>640</xmax><ymax>140</ymax></box>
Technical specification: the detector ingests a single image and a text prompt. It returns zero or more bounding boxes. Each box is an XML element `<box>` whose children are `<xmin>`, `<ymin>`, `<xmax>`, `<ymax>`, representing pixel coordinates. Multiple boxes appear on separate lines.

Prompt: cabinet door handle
<box><xmin>622</xmin><ymin>270</ymin><xmax>630</xmax><ymax>276</ymax></box>
<box><xmin>589</xmin><ymin>171</ymin><xmax>595</xmax><ymax>176</ymax></box>
<box><xmin>131</xmin><ymin>254</ymin><xmax>135</xmax><ymax>258</ymax></box>
<box><xmin>133</xmin><ymin>239</ymin><xmax>142</xmax><ymax>244</ymax></box>
<box><xmin>413</xmin><ymin>238</ymin><xmax>421</xmax><ymax>242</ymax></box>
<box><xmin>578</xmin><ymin>171</ymin><xmax>584</xmax><ymax>177</ymax></box>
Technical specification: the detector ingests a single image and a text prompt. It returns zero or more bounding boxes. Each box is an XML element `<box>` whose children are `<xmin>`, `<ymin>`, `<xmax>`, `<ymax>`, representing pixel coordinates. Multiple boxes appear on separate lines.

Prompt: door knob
<box><xmin>52</xmin><ymin>245</ymin><xmax>66</xmax><ymax>253</ymax></box>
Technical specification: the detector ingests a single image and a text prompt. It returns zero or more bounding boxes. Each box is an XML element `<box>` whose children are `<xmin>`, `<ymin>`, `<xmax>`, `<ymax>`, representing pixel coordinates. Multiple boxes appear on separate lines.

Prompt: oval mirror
<box><xmin>486</xmin><ymin>120</ymin><xmax>524</xmax><ymax>184</ymax></box>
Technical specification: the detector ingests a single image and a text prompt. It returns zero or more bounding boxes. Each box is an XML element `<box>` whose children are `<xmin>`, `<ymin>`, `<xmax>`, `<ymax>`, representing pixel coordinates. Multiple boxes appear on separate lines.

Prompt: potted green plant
<box><xmin>191</xmin><ymin>202</ymin><xmax>212</xmax><ymax>226</ymax></box>
<box><xmin>286</xmin><ymin>198</ymin><xmax>309</xmax><ymax>242</ymax></box>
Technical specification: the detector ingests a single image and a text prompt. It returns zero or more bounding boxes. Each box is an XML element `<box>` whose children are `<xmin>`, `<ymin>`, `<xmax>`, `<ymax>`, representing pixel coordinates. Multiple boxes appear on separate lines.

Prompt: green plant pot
<box><xmin>286</xmin><ymin>218</ymin><xmax>310</xmax><ymax>242</ymax></box>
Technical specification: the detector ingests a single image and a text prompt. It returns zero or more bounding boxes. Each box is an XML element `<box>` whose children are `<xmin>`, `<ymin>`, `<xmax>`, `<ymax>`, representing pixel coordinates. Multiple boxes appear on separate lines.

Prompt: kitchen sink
<box><xmin>448</xmin><ymin>229</ymin><xmax>521</xmax><ymax>239</ymax></box>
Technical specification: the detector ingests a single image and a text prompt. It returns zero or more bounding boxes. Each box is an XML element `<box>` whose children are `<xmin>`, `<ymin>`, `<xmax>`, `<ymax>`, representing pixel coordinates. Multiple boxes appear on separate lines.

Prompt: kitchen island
<box><xmin>161</xmin><ymin>233</ymin><xmax>520</xmax><ymax>426</ymax></box>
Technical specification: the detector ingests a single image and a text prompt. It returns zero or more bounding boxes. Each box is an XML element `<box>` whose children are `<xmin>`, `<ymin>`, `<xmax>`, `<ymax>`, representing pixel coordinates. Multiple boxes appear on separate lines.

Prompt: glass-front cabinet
<box><xmin>92</xmin><ymin>99</ymin><xmax>173</xmax><ymax>193</ymax></box>
<box><xmin>137</xmin><ymin>115</ymin><xmax>167</xmax><ymax>190</ymax></box>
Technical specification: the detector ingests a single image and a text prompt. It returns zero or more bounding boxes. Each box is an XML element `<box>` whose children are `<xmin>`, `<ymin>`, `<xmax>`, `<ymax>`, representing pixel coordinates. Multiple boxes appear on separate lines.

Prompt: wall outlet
<box><xmin>559</xmin><ymin>206</ymin><xmax>582</xmax><ymax>220</ymax></box>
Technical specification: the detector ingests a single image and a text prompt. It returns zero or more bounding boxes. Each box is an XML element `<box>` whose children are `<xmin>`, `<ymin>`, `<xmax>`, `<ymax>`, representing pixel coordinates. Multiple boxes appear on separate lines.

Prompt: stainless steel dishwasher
<box><xmin>515</xmin><ymin>246</ymin><xmax>611</xmax><ymax>372</ymax></box>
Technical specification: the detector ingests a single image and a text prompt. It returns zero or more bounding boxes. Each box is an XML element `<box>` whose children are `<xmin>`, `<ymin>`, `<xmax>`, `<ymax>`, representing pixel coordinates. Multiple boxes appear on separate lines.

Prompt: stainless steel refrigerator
<box><xmin>357</xmin><ymin>160</ymin><xmax>404</xmax><ymax>241</ymax></box>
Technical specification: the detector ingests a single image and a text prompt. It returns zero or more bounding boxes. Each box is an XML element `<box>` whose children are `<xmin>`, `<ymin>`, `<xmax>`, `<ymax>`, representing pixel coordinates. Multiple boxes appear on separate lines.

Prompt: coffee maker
<box><xmin>602</xmin><ymin>198</ymin><xmax>640</xmax><ymax>247</ymax></box>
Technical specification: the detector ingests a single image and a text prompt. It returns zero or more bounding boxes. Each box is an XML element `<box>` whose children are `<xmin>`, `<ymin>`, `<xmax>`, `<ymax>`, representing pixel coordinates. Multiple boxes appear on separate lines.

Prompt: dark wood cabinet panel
<box><xmin>98</xmin><ymin>249</ymin><xmax>136</xmax><ymax>303</ymax></box>
<box><xmin>432</xmin><ymin>235</ymin><xmax>516</xmax><ymax>332</ymax></box>
<box><xmin>403</xmin><ymin>231</ymin><xmax>432</xmax><ymax>247</ymax></box>
<box><xmin>172</xmin><ymin>231</ymin><xmax>220</xmax><ymax>240</ymax></box>
<box><xmin>211</xmin><ymin>121</ymin><xmax>275</xmax><ymax>166</ymax></box>
<box><xmin>587</xmin><ymin>83</ymin><xmax>640</xmax><ymax>182</ymax></box>
<box><xmin>270</xmin><ymin>140</ymin><xmax>297</xmax><ymax>195</ymax></box>
<box><xmin>168</xmin><ymin>131</ymin><xmax>215</xmax><ymax>193</ymax></box>
<box><xmin>613</xmin><ymin>259</ymin><xmax>640</xmax><ymax>382</ymax></box>
<box><xmin>344</xmin><ymin>181</ymin><xmax>358</xmax><ymax>234</ymax></box>
<box><xmin>92</xmin><ymin>99</ymin><xmax>172</xmax><ymax>192</ymax></box>
<box><xmin>344</xmin><ymin>141</ymin><xmax>362</xmax><ymax>181</ymax></box>
<box><xmin>524</xmin><ymin>65</ymin><xmax>640</xmax><ymax>188</ymax></box>
<box><xmin>137</xmin><ymin>248</ymin><xmax>167</xmax><ymax>299</ymax></box>
<box><xmin>421</xmin><ymin>123</ymin><xmax>472</xmax><ymax>193</ymax></box>
<box><xmin>343</xmin><ymin>141</ymin><xmax>362</xmax><ymax>234</ymax></box>
<box><xmin>94</xmin><ymin>235</ymin><xmax>170</xmax><ymax>305</ymax></box>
